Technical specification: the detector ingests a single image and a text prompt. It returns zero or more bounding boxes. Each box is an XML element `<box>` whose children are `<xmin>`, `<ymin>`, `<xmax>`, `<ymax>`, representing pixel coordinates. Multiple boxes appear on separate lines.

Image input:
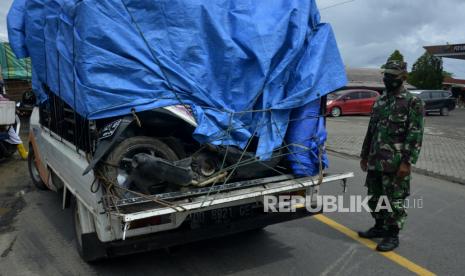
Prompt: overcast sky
<box><xmin>0</xmin><ymin>0</ymin><xmax>464</xmax><ymax>78</ymax></box>
<box><xmin>317</xmin><ymin>0</ymin><xmax>465</xmax><ymax>78</ymax></box>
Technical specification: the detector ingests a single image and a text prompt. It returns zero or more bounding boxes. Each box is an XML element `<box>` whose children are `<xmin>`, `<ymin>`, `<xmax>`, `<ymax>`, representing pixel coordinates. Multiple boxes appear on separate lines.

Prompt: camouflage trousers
<box><xmin>365</xmin><ymin>170</ymin><xmax>410</xmax><ymax>230</ymax></box>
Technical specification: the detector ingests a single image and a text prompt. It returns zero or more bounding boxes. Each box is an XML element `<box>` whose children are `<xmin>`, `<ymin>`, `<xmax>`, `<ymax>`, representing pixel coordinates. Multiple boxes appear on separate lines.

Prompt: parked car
<box><xmin>410</xmin><ymin>90</ymin><xmax>456</xmax><ymax>116</ymax></box>
<box><xmin>326</xmin><ymin>89</ymin><xmax>379</xmax><ymax>117</ymax></box>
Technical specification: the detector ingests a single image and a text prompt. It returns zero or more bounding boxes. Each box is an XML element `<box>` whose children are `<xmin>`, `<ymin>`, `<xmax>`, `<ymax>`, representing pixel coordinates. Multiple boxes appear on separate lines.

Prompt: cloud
<box><xmin>317</xmin><ymin>0</ymin><xmax>465</xmax><ymax>78</ymax></box>
<box><xmin>0</xmin><ymin>0</ymin><xmax>463</xmax><ymax>77</ymax></box>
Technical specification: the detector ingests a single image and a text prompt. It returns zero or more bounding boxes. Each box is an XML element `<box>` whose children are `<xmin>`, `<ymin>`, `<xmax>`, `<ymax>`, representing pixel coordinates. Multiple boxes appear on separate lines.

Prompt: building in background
<box><xmin>425</xmin><ymin>43</ymin><xmax>465</xmax><ymax>101</ymax></box>
<box><xmin>443</xmin><ymin>77</ymin><xmax>465</xmax><ymax>103</ymax></box>
<box><xmin>344</xmin><ymin>67</ymin><xmax>415</xmax><ymax>93</ymax></box>
<box><xmin>424</xmin><ymin>43</ymin><xmax>465</xmax><ymax>61</ymax></box>
<box><xmin>0</xmin><ymin>42</ymin><xmax>32</xmax><ymax>102</ymax></box>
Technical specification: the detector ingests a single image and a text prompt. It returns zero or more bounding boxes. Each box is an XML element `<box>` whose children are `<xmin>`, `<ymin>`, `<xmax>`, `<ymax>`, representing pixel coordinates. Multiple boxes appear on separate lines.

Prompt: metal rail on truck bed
<box><xmin>102</xmin><ymin>172</ymin><xmax>354</xmax><ymax>223</ymax></box>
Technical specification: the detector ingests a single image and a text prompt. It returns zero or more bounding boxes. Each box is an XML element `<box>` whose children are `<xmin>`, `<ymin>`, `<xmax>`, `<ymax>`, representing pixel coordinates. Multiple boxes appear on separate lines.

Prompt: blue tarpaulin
<box><xmin>286</xmin><ymin>99</ymin><xmax>329</xmax><ymax>177</ymax></box>
<box><xmin>8</xmin><ymin>0</ymin><xmax>346</xmax><ymax>175</ymax></box>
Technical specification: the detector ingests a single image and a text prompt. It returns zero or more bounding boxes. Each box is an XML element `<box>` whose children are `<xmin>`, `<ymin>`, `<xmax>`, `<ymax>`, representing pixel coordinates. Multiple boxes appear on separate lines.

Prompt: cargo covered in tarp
<box><xmin>7</xmin><ymin>0</ymin><xmax>347</xmax><ymax>175</ymax></box>
<box><xmin>0</xmin><ymin>42</ymin><xmax>32</xmax><ymax>80</ymax></box>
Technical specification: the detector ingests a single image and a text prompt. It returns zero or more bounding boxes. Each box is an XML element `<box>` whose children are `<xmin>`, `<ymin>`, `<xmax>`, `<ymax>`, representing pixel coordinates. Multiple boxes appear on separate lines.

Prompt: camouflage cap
<box><xmin>383</xmin><ymin>60</ymin><xmax>408</xmax><ymax>76</ymax></box>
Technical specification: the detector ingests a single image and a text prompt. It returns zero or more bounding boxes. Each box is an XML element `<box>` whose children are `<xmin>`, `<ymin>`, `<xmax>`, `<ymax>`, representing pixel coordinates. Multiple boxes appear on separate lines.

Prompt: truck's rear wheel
<box><xmin>72</xmin><ymin>197</ymin><xmax>106</xmax><ymax>262</ymax></box>
<box><xmin>28</xmin><ymin>144</ymin><xmax>48</xmax><ymax>190</ymax></box>
<box><xmin>73</xmin><ymin>199</ymin><xmax>84</xmax><ymax>255</ymax></box>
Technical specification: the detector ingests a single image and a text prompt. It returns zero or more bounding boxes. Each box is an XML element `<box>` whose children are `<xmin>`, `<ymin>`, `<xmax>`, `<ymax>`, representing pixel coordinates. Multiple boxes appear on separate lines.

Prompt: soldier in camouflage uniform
<box><xmin>358</xmin><ymin>61</ymin><xmax>424</xmax><ymax>252</ymax></box>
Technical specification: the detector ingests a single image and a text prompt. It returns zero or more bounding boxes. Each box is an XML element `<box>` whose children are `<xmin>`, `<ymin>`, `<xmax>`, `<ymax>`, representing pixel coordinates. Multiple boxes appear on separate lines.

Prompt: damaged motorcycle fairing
<box><xmin>84</xmin><ymin>106</ymin><xmax>196</xmax><ymax>176</ymax></box>
<box><xmin>83</xmin><ymin>116</ymin><xmax>134</xmax><ymax>175</ymax></box>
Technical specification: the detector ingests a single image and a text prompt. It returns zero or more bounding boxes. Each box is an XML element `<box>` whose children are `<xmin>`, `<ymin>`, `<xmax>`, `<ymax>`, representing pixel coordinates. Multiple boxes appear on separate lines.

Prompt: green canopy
<box><xmin>0</xmin><ymin>42</ymin><xmax>32</xmax><ymax>80</ymax></box>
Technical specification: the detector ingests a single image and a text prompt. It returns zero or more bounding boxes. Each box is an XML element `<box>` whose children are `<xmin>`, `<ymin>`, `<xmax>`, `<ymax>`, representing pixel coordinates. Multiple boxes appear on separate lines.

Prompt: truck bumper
<box><xmin>81</xmin><ymin>207</ymin><xmax>318</xmax><ymax>261</ymax></box>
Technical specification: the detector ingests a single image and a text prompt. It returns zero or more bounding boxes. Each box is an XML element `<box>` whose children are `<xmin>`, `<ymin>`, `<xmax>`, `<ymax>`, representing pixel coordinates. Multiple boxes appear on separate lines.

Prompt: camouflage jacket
<box><xmin>361</xmin><ymin>88</ymin><xmax>424</xmax><ymax>172</ymax></box>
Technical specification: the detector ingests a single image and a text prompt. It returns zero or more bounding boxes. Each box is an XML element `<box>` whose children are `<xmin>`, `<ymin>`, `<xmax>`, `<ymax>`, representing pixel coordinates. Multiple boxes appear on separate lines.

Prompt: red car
<box><xmin>326</xmin><ymin>89</ymin><xmax>379</xmax><ymax>117</ymax></box>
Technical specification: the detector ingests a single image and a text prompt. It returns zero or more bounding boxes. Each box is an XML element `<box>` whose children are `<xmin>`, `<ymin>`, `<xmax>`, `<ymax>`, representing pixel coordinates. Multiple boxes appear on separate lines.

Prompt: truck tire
<box><xmin>103</xmin><ymin>136</ymin><xmax>179</xmax><ymax>197</ymax></box>
<box><xmin>28</xmin><ymin>144</ymin><xmax>48</xmax><ymax>190</ymax></box>
<box><xmin>440</xmin><ymin>107</ymin><xmax>449</xmax><ymax>116</ymax></box>
<box><xmin>72</xmin><ymin>198</ymin><xmax>85</xmax><ymax>259</ymax></box>
<box><xmin>72</xmin><ymin>197</ymin><xmax>106</xmax><ymax>262</ymax></box>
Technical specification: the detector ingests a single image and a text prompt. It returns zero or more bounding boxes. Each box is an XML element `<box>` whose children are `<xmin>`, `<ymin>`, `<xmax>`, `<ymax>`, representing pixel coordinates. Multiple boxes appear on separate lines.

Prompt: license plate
<box><xmin>190</xmin><ymin>203</ymin><xmax>259</xmax><ymax>228</ymax></box>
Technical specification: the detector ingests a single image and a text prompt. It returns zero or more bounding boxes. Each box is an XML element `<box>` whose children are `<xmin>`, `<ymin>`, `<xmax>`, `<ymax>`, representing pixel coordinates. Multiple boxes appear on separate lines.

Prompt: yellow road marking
<box><xmin>313</xmin><ymin>214</ymin><xmax>436</xmax><ymax>276</ymax></box>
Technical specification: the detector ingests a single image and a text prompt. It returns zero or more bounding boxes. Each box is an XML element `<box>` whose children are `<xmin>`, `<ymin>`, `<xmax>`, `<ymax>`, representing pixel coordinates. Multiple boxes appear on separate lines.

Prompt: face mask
<box><xmin>383</xmin><ymin>77</ymin><xmax>403</xmax><ymax>92</ymax></box>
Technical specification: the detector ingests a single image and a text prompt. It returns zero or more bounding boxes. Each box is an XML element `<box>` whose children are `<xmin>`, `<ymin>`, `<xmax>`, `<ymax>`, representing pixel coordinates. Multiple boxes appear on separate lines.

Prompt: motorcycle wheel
<box><xmin>102</xmin><ymin>136</ymin><xmax>180</xmax><ymax>198</ymax></box>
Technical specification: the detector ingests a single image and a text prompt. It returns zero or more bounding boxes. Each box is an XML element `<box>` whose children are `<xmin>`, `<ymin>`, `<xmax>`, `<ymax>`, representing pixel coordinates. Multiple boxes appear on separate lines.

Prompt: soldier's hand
<box><xmin>360</xmin><ymin>159</ymin><xmax>368</xmax><ymax>172</ymax></box>
<box><xmin>397</xmin><ymin>162</ymin><xmax>411</xmax><ymax>178</ymax></box>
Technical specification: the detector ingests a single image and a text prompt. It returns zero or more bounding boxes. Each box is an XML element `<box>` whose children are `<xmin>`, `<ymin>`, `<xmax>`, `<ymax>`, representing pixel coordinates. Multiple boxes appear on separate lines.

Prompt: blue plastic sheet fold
<box><xmin>8</xmin><ymin>0</ymin><xmax>347</xmax><ymax>175</ymax></box>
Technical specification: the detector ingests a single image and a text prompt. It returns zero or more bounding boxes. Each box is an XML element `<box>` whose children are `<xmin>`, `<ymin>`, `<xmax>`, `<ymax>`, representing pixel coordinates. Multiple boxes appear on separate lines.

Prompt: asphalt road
<box><xmin>1</xmin><ymin>152</ymin><xmax>465</xmax><ymax>275</ymax></box>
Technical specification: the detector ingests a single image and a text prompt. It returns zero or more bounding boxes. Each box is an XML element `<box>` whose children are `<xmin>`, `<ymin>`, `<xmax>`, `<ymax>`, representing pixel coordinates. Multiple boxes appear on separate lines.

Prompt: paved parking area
<box><xmin>326</xmin><ymin>108</ymin><xmax>465</xmax><ymax>184</ymax></box>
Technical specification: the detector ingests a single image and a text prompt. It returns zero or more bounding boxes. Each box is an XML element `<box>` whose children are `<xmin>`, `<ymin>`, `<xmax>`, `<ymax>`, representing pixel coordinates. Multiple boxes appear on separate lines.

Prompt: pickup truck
<box><xmin>11</xmin><ymin>0</ymin><xmax>352</xmax><ymax>262</ymax></box>
<box><xmin>28</xmin><ymin>100</ymin><xmax>353</xmax><ymax>262</ymax></box>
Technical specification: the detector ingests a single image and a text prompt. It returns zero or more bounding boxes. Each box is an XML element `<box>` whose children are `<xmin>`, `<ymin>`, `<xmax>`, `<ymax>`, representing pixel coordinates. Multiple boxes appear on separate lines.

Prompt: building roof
<box><xmin>443</xmin><ymin>77</ymin><xmax>465</xmax><ymax>88</ymax></box>
<box><xmin>345</xmin><ymin>67</ymin><xmax>415</xmax><ymax>90</ymax></box>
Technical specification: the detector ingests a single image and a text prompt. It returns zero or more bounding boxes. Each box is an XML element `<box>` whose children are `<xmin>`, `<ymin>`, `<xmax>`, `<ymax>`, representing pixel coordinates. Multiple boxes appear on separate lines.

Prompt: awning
<box><xmin>424</xmin><ymin>44</ymin><xmax>465</xmax><ymax>60</ymax></box>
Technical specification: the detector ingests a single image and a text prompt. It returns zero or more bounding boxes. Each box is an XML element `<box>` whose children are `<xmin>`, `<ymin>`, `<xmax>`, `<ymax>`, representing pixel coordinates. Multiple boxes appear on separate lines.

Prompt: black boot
<box><xmin>376</xmin><ymin>226</ymin><xmax>399</xmax><ymax>252</ymax></box>
<box><xmin>358</xmin><ymin>219</ymin><xmax>387</xmax><ymax>239</ymax></box>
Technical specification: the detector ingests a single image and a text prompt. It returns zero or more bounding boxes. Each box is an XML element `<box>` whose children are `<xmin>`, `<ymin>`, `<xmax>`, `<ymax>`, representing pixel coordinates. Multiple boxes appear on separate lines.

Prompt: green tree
<box><xmin>381</xmin><ymin>50</ymin><xmax>404</xmax><ymax>68</ymax></box>
<box><xmin>408</xmin><ymin>52</ymin><xmax>444</xmax><ymax>89</ymax></box>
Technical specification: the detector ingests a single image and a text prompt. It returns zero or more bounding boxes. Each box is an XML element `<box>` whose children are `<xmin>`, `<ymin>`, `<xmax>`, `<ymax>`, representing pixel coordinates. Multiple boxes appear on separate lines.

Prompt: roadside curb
<box><xmin>327</xmin><ymin>149</ymin><xmax>465</xmax><ymax>185</ymax></box>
